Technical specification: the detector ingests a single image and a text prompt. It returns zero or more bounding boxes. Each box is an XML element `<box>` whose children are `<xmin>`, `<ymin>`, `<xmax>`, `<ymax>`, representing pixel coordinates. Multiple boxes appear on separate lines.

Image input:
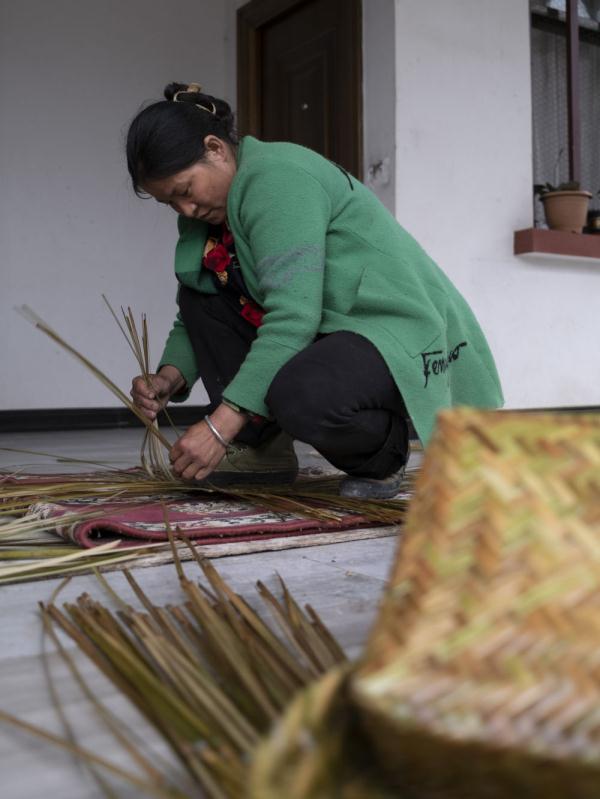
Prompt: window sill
<box><xmin>514</xmin><ymin>228</ymin><xmax>600</xmax><ymax>261</ymax></box>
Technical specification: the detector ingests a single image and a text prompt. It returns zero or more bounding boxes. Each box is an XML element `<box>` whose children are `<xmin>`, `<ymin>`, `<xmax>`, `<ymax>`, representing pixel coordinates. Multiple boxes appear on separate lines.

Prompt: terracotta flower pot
<box><xmin>542</xmin><ymin>190</ymin><xmax>592</xmax><ymax>234</ymax></box>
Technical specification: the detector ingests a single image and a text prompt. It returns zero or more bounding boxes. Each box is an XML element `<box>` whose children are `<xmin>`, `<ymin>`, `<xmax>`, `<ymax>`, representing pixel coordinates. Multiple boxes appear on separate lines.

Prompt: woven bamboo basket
<box><xmin>251</xmin><ymin>408</ymin><xmax>600</xmax><ymax>798</ymax></box>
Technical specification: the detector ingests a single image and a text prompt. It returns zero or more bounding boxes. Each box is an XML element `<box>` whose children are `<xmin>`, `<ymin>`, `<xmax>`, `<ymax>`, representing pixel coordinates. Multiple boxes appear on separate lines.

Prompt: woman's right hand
<box><xmin>130</xmin><ymin>366</ymin><xmax>185</xmax><ymax>421</ymax></box>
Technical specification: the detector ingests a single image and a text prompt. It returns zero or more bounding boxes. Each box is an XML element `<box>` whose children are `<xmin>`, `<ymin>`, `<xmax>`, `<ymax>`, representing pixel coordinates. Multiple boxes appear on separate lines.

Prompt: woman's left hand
<box><xmin>169</xmin><ymin>420</ymin><xmax>226</xmax><ymax>481</ymax></box>
<box><xmin>169</xmin><ymin>404</ymin><xmax>247</xmax><ymax>481</ymax></box>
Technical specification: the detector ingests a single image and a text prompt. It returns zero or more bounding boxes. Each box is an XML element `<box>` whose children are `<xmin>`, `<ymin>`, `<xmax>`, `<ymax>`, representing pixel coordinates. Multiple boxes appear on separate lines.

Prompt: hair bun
<box><xmin>163</xmin><ymin>82</ymin><xmax>233</xmax><ymax>126</ymax></box>
<box><xmin>164</xmin><ymin>82</ymin><xmax>222</xmax><ymax>117</ymax></box>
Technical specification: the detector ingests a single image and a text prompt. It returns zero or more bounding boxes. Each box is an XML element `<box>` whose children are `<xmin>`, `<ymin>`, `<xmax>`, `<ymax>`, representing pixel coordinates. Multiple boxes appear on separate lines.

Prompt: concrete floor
<box><xmin>0</xmin><ymin>428</ymin><xmax>409</xmax><ymax>798</ymax></box>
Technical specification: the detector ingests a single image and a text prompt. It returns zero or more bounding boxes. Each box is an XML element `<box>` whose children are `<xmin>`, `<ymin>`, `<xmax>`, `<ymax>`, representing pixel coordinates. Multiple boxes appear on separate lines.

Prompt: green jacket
<box><xmin>159</xmin><ymin>136</ymin><xmax>503</xmax><ymax>444</ymax></box>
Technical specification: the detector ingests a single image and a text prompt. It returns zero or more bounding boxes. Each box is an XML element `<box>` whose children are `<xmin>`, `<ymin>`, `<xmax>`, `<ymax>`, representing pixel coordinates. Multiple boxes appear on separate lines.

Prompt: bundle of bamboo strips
<box><xmin>101</xmin><ymin>296</ymin><xmax>178</xmax><ymax>478</ymax></box>
<box><xmin>1</xmin><ymin>534</ymin><xmax>347</xmax><ymax>798</ymax></box>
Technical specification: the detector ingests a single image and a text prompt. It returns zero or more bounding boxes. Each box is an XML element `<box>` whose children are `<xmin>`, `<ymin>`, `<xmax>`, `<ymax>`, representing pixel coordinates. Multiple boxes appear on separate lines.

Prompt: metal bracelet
<box><xmin>204</xmin><ymin>414</ymin><xmax>229</xmax><ymax>448</ymax></box>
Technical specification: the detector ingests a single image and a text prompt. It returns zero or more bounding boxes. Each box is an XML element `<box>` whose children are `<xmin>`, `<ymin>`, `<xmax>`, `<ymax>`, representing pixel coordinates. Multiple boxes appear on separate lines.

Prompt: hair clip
<box><xmin>173</xmin><ymin>83</ymin><xmax>216</xmax><ymax>115</ymax></box>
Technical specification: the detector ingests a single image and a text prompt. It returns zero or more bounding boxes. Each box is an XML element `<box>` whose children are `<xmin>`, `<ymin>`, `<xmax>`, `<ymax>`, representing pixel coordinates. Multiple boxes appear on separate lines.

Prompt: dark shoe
<box><xmin>338</xmin><ymin>465</ymin><xmax>406</xmax><ymax>499</ymax></box>
<box><xmin>206</xmin><ymin>432</ymin><xmax>299</xmax><ymax>486</ymax></box>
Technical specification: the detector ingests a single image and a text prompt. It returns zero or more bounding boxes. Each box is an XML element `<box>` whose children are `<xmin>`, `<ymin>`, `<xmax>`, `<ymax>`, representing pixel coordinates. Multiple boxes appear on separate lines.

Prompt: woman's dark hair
<box><xmin>126</xmin><ymin>83</ymin><xmax>237</xmax><ymax>195</ymax></box>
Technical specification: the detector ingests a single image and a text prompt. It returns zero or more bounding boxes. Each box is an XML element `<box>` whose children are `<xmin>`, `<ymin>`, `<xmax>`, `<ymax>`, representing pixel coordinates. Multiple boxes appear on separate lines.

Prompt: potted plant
<box><xmin>534</xmin><ymin>180</ymin><xmax>593</xmax><ymax>234</ymax></box>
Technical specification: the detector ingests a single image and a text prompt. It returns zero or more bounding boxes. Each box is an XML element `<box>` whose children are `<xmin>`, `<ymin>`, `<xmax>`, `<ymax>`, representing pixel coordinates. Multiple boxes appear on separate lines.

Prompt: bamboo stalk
<box><xmin>0</xmin><ymin>513</ymin><xmax>351</xmax><ymax>797</ymax></box>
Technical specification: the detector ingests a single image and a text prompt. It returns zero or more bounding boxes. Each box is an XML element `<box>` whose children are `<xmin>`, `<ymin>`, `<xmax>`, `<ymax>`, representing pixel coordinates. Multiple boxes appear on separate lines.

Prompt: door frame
<box><xmin>237</xmin><ymin>0</ymin><xmax>363</xmax><ymax>178</ymax></box>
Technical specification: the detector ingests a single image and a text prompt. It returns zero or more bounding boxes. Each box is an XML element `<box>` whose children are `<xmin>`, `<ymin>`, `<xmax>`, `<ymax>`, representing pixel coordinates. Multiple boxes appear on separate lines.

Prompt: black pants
<box><xmin>178</xmin><ymin>287</ymin><xmax>409</xmax><ymax>479</ymax></box>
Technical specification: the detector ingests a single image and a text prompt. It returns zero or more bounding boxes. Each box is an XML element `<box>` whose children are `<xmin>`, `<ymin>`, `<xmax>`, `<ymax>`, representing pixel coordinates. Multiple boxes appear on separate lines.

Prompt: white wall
<box><xmin>0</xmin><ymin>0</ymin><xmax>224</xmax><ymax>409</ymax></box>
<box><xmin>394</xmin><ymin>0</ymin><xmax>600</xmax><ymax>408</ymax></box>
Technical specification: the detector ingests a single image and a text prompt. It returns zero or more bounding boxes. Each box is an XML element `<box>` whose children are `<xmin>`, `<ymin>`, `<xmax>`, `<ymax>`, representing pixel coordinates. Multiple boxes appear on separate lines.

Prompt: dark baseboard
<box><xmin>0</xmin><ymin>407</ymin><xmax>209</xmax><ymax>434</ymax></box>
<box><xmin>0</xmin><ymin>405</ymin><xmax>598</xmax><ymax>435</ymax></box>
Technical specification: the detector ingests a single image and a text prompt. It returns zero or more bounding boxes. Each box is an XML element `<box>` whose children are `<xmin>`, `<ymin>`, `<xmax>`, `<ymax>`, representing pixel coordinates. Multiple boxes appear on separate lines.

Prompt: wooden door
<box><xmin>237</xmin><ymin>0</ymin><xmax>362</xmax><ymax>178</ymax></box>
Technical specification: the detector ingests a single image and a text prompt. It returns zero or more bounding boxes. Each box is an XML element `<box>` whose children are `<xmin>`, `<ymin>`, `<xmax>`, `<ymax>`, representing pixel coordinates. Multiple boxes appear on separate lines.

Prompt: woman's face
<box><xmin>142</xmin><ymin>135</ymin><xmax>236</xmax><ymax>224</ymax></box>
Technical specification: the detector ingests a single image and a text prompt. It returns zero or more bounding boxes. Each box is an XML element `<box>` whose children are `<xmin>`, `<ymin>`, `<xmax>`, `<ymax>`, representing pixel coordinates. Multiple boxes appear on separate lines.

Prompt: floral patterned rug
<box><xmin>28</xmin><ymin>494</ymin><xmax>378</xmax><ymax>548</ymax></box>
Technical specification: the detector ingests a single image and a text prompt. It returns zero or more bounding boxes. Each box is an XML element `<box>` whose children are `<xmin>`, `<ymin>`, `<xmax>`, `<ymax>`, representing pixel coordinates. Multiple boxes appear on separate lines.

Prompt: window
<box><xmin>530</xmin><ymin>0</ymin><xmax>600</xmax><ymax>226</ymax></box>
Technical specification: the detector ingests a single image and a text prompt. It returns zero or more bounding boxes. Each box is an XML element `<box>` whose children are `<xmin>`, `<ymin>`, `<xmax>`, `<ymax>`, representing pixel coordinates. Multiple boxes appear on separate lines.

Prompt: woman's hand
<box><xmin>170</xmin><ymin>403</ymin><xmax>247</xmax><ymax>481</ymax></box>
<box><xmin>130</xmin><ymin>365</ymin><xmax>185</xmax><ymax>421</ymax></box>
